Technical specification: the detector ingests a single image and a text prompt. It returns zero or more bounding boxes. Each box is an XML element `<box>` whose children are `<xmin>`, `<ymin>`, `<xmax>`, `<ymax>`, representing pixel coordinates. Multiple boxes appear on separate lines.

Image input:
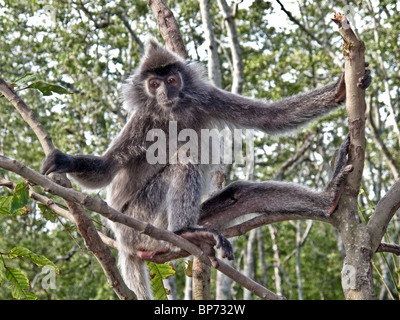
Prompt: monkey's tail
<box><xmin>118</xmin><ymin>250</ymin><xmax>153</xmax><ymax>300</ymax></box>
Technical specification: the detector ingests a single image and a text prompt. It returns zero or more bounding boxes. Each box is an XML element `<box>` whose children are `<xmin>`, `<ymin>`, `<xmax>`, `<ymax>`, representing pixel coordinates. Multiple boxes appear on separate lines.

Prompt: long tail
<box><xmin>118</xmin><ymin>250</ymin><xmax>153</xmax><ymax>300</ymax></box>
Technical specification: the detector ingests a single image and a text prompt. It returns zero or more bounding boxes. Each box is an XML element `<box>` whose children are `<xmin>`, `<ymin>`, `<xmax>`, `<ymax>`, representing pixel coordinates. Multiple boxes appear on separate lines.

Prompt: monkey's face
<box><xmin>145</xmin><ymin>72</ymin><xmax>183</xmax><ymax>109</ymax></box>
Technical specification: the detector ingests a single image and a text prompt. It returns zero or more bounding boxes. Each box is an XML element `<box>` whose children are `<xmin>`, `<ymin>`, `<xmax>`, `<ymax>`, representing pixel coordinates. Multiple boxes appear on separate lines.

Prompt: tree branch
<box><xmin>217</xmin><ymin>0</ymin><xmax>244</xmax><ymax>94</ymax></box>
<box><xmin>199</xmin><ymin>0</ymin><xmax>222</xmax><ymax>88</ymax></box>
<box><xmin>368</xmin><ymin>178</ymin><xmax>400</xmax><ymax>252</ymax></box>
<box><xmin>276</xmin><ymin>0</ymin><xmax>342</xmax><ymax>68</ymax></box>
<box><xmin>331</xmin><ymin>12</ymin><xmax>374</xmax><ymax>300</ymax></box>
<box><xmin>376</xmin><ymin>242</ymin><xmax>400</xmax><ymax>256</ymax></box>
<box><xmin>0</xmin><ymin>78</ymin><xmax>54</xmax><ymax>155</ymax></box>
<box><xmin>199</xmin><ymin>180</ymin><xmax>333</xmax><ymax>230</ymax></box>
<box><xmin>146</xmin><ymin>0</ymin><xmax>188</xmax><ymax>59</ymax></box>
<box><xmin>331</xmin><ymin>13</ymin><xmax>366</xmax><ymax>198</ymax></box>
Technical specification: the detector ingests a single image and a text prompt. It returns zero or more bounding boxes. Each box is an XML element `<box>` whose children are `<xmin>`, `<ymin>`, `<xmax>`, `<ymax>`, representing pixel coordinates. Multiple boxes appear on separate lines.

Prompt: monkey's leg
<box><xmin>165</xmin><ymin>163</ymin><xmax>233</xmax><ymax>266</ymax></box>
<box><xmin>200</xmin><ymin>136</ymin><xmax>353</xmax><ymax>226</ymax></box>
<box><xmin>118</xmin><ymin>251</ymin><xmax>153</xmax><ymax>300</ymax></box>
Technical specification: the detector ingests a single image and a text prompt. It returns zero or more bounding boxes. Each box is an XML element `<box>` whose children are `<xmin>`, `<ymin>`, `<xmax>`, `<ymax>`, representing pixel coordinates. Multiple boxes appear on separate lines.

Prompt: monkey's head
<box><xmin>123</xmin><ymin>39</ymin><xmax>206</xmax><ymax>116</ymax></box>
<box><xmin>123</xmin><ymin>39</ymin><xmax>199</xmax><ymax>113</ymax></box>
<box><xmin>142</xmin><ymin>62</ymin><xmax>183</xmax><ymax>109</ymax></box>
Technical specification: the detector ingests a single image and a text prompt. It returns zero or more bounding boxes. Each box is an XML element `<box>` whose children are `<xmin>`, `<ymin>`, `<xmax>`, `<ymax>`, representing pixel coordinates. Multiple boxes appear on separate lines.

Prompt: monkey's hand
<box><xmin>41</xmin><ymin>149</ymin><xmax>75</xmax><ymax>175</ymax></box>
<box><xmin>176</xmin><ymin>227</ymin><xmax>234</xmax><ymax>268</ymax></box>
<box><xmin>334</xmin><ymin>63</ymin><xmax>372</xmax><ymax>103</ymax></box>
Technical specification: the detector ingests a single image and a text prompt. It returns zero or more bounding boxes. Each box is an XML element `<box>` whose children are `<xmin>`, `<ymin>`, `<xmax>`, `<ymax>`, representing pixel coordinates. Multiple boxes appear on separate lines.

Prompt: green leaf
<box><xmin>12</xmin><ymin>73</ymin><xmax>39</xmax><ymax>85</ymax></box>
<box><xmin>146</xmin><ymin>262</ymin><xmax>176</xmax><ymax>300</ymax></box>
<box><xmin>0</xmin><ymin>196</ymin><xmax>29</xmax><ymax>216</ymax></box>
<box><xmin>38</xmin><ymin>203</ymin><xmax>57</xmax><ymax>222</ymax></box>
<box><xmin>0</xmin><ymin>196</ymin><xmax>13</xmax><ymax>215</ymax></box>
<box><xmin>12</xmin><ymin>72</ymin><xmax>72</xmax><ymax>96</ymax></box>
<box><xmin>184</xmin><ymin>260</ymin><xmax>193</xmax><ymax>277</ymax></box>
<box><xmin>27</xmin><ymin>80</ymin><xmax>71</xmax><ymax>96</ymax></box>
<box><xmin>5</xmin><ymin>268</ymin><xmax>29</xmax><ymax>289</ymax></box>
<box><xmin>10</xmin><ymin>182</ymin><xmax>29</xmax><ymax>214</ymax></box>
<box><xmin>5</xmin><ymin>268</ymin><xmax>37</xmax><ymax>300</ymax></box>
<box><xmin>8</xmin><ymin>247</ymin><xmax>61</xmax><ymax>274</ymax></box>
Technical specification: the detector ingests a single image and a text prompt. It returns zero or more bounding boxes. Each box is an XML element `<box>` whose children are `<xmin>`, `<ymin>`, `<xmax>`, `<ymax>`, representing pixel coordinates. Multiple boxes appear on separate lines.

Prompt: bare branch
<box><xmin>276</xmin><ymin>0</ymin><xmax>342</xmax><ymax>68</ymax></box>
<box><xmin>376</xmin><ymin>242</ymin><xmax>400</xmax><ymax>256</ymax></box>
<box><xmin>65</xmin><ymin>200</ymin><xmax>137</xmax><ymax>300</ymax></box>
<box><xmin>29</xmin><ymin>183</ymin><xmax>118</xmax><ymax>250</ymax></box>
<box><xmin>331</xmin><ymin>12</ymin><xmax>367</xmax><ymax>208</ymax></box>
<box><xmin>199</xmin><ymin>0</ymin><xmax>222</xmax><ymax>88</ymax></box>
<box><xmin>368</xmin><ymin>178</ymin><xmax>400</xmax><ymax>252</ymax></box>
<box><xmin>332</xmin><ymin>12</ymin><xmax>375</xmax><ymax>300</ymax></box>
<box><xmin>0</xmin><ymin>78</ymin><xmax>54</xmax><ymax>155</ymax></box>
<box><xmin>146</xmin><ymin>0</ymin><xmax>188</xmax><ymax>59</ymax></box>
<box><xmin>217</xmin><ymin>0</ymin><xmax>244</xmax><ymax>94</ymax></box>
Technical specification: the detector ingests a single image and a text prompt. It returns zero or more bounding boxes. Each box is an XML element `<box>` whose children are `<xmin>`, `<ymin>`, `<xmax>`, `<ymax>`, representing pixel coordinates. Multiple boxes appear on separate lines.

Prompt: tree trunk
<box><xmin>268</xmin><ymin>225</ymin><xmax>283</xmax><ymax>295</ymax></box>
<box><xmin>243</xmin><ymin>229</ymin><xmax>257</xmax><ymax>299</ymax></box>
<box><xmin>217</xmin><ymin>0</ymin><xmax>244</xmax><ymax>94</ymax></box>
<box><xmin>332</xmin><ymin>12</ymin><xmax>374</xmax><ymax>300</ymax></box>
<box><xmin>192</xmin><ymin>258</ymin><xmax>211</xmax><ymax>300</ymax></box>
<box><xmin>199</xmin><ymin>0</ymin><xmax>222</xmax><ymax>88</ymax></box>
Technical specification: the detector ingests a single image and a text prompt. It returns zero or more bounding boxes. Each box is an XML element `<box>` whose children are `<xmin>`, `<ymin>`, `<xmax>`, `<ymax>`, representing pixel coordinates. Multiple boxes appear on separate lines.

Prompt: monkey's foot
<box><xmin>334</xmin><ymin>63</ymin><xmax>372</xmax><ymax>103</ymax></box>
<box><xmin>327</xmin><ymin>164</ymin><xmax>354</xmax><ymax>215</ymax></box>
<box><xmin>325</xmin><ymin>134</ymin><xmax>354</xmax><ymax>215</ymax></box>
<box><xmin>137</xmin><ymin>247</ymin><xmax>169</xmax><ymax>260</ymax></box>
<box><xmin>357</xmin><ymin>64</ymin><xmax>372</xmax><ymax>89</ymax></box>
<box><xmin>176</xmin><ymin>227</ymin><xmax>234</xmax><ymax>268</ymax></box>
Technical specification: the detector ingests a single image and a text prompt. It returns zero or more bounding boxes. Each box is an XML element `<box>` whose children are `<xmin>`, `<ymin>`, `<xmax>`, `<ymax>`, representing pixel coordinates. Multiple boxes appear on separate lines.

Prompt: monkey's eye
<box><xmin>151</xmin><ymin>80</ymin><xmax>160</xmax><ymax>88</ymax></box>
<box><xmin>167</xmin><ymin>77</ymin><xmax>176</xmax><ymax>84</ymax></box>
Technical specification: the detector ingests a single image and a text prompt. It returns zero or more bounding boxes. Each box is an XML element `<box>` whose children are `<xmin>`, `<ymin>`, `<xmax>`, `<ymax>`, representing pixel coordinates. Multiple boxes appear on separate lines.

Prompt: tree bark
<box><xmin>147</xmin><ymin>0</ymin><xmax>188</xmax><ymax>59</ymax></box>
<box><xmin>243</xmin><ymin>229</ymin><xmax>256</xmax><ymax>299</ymax></box>
<box><xmin>192</xmin><ymin>258</ymin><xmax>211</xmax><ymax>300</ymax></box>
<box><xmin>199</xmin><ymin>0</ymin><xmax>222</xmax><ymax>88</ymax></box>
<box><xmin>332</xmin><ymin>12</ymin><xmax>374</xmax><ymax>300</ymax></box>
<box><xmin>217</xmin><ymin>0</ymin><xmax>244</xmax><ymax>94</ymax></box>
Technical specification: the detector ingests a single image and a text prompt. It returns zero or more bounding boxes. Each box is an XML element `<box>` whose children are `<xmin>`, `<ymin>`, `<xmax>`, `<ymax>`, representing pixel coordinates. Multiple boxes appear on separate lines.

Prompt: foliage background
<box><xmin>0</xmin><ymin>0</ymin><xmax>399</xmax><ymax>300</ymax></box>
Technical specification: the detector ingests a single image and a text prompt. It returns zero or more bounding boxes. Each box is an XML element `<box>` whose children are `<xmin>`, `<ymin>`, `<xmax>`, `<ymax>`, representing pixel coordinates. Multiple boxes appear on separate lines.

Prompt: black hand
<box><xmin>357</xmin><ymin>69</ymin><xmax>372</xmax><ymax>89</ymax></box>
<box><xmin>335</xmin><ymin>64</ymin><xmax>372</xmax><ymax>103</ymax></box>
<box><xmin>41</xmin><ymin>149</ymin><xmax>74</xmax><ymax>175</ymax></box>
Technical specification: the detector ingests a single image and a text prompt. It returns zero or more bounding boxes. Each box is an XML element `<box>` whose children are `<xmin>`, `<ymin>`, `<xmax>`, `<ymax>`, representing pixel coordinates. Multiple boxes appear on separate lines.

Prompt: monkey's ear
<box><xmin>139</xmin><ymin>37</ymin><xmax>185</xmax><ymax>74</ymax></box>
<box><xmin>144</xmin><ymin>37</ymin><xmax>164</xmax><ymax>55</ymax></box>
<box><xmin>147</xmin><ymin>38</ymin><xmax>163</xmax><ymax>51</ymax></box>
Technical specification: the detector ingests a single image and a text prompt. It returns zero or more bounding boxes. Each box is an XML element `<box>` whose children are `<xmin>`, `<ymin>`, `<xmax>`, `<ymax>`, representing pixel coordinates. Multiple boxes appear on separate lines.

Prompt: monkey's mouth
<box><xmin>160</xmin><ymin>98</ymin><xmax>178</xmax><ymax>108</ymax></box>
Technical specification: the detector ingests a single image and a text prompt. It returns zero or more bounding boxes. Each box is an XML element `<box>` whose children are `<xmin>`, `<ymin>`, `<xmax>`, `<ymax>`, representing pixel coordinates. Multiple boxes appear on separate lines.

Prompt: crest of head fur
<box><xmin>138</xmin><ymin>39</ymin><xmax>186</xmax><ymax>75</ymax></box>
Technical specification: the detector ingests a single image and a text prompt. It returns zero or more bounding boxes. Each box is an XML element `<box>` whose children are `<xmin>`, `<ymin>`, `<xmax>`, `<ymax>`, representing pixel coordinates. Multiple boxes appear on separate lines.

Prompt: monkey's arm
<box><xmin>41</xmin><ymin>149</ymin><xmax>120</xmax><ymax>189</ymax></box>
<box><xmin>201</xmin><ymin>71</ymin><xmax>371</xmax><ymax>134</ymax></box>
<box><xmin>41</xmin><ymin>117</ymin><xmax>142</xmax><ymax>189</ymax></box>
